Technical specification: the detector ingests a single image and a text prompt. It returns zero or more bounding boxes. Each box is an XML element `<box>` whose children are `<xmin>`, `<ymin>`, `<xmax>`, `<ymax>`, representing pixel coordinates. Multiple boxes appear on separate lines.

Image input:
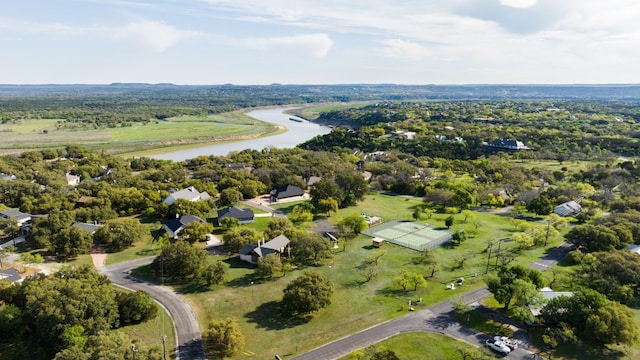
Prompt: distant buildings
<box><xmin>483</xmin><ymin>139</ymin><xmax>530</xmax><ymax>151</ymax></box>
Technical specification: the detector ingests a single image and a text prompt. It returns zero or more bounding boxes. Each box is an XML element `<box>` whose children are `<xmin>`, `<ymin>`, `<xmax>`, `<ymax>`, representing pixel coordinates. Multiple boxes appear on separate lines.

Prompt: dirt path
<box><xmin>90</xmin><ymin>245</ymin><xmax>107</xmax><ymax>269</ymax></box>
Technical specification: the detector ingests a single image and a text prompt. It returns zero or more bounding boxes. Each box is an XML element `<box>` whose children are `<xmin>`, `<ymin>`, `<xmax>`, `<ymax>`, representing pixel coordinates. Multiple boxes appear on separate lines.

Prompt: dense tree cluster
<box><xmin>0</xmin><ymin>265</ymin><xmax>158</xmax><ymax>359</ymax></box>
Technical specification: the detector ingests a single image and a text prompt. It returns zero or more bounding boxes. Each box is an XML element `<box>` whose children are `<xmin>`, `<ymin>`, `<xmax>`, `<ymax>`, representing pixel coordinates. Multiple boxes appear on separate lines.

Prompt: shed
<box><xmin>372</xmin><ymin>237</ymin><xmax>384</xmax><ymax>248</ymax></box>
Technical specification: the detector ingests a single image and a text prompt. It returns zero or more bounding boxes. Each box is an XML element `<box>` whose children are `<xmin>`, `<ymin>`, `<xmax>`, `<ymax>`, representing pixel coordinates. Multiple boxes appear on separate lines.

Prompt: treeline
<box><xmin>302</xmin><ymin>100</ymin><xmax>640</xmax><ymax>159</ymax></box>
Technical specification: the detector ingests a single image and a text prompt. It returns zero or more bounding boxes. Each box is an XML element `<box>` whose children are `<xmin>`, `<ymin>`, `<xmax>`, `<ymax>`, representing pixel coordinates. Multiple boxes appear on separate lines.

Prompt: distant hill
<box><xmin>0</xmin><ymin>83</ymin><xmax>639</xmax><ymax>101</ymax></box>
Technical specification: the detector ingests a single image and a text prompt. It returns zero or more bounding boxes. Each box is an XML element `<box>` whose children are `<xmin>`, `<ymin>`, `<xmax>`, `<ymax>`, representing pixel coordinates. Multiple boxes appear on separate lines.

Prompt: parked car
<box><xmin>485</xmin><ymin>338</ymin><xmax>512</xmax><ymax>354</ymax></box>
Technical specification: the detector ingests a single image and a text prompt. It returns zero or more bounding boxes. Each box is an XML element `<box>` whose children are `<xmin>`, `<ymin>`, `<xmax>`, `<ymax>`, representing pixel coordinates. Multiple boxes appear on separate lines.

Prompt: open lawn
<box><xmin>105</xmin><ymin>220</ymin><xmax>163</xmax><ymax>265</ymax></box>
<box><xmin>118</xmin><ymin>300</ymin><xmax>177</xmax><ymax>358</ymax></box>
<box><xmin>183</xmin><ymin>194</ymin><xmax>568</xmax><ymax>359</ymax></box>
<box><xmin>337</xmin><ymin>332</ymin><xmax>497</xmax><ymax>360</ymax></box>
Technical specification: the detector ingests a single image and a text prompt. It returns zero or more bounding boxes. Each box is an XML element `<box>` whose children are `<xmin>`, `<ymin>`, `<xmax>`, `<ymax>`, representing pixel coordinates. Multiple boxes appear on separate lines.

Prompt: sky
<box><xmin>0</xmin><ymin>0</ymin><xmax>638</xmax><ymax>85</ymax></box>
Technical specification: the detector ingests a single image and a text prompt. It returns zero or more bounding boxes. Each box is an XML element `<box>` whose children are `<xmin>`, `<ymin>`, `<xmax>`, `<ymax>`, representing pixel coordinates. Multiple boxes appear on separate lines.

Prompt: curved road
<box><xmin>99</xmin><ymin>258</ymin><xmax>206</xmax><ymax>360</ymax></box>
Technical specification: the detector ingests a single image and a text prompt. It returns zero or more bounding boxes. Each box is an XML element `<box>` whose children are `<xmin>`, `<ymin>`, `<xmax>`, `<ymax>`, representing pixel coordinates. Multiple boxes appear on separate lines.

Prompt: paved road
<box><xmin>100</xmin><ymin>258</ymin><xmax>206</xmax><ymax>360</ymax></box>
<box><xmin>528</xmin><ymin>242</ymin><xmax>574</xmax><ymax>271</ymax></box>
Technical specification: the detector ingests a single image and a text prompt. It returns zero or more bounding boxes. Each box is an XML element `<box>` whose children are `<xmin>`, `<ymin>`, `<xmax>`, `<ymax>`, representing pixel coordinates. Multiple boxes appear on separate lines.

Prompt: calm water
<box><xmin>151</xmin><ymin>108</ymin><xmax>331</xmax><ymax>161</ymax></box>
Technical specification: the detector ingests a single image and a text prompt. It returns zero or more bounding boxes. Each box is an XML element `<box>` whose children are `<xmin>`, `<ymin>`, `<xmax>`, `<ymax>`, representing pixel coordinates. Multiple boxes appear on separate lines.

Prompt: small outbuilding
<box><xmin>372</xmin><ymin>237</ymin><xmax>385</xmax><ymax>248</ymax></box>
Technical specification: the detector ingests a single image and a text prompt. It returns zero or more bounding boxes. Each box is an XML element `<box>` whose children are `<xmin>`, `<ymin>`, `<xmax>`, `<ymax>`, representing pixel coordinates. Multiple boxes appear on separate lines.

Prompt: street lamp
<box><xmin>131</xmin><ymin>344</ymin><xmax>137</xmax><ymax>360</ymax></box>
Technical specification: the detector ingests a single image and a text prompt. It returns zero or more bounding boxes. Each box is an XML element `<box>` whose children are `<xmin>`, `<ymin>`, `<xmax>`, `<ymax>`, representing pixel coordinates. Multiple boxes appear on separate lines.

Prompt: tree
<box><xmin>485</xmin><ymin>265</ymin><xmax>544</xmax><ymax>311</ymax></box>
<box><xmin>117</xmin><ymin>290</ymin><xmax>158</xmax><ymax>325</ymax></box>
<box><xmin>335</xmin><ymin>172</ymin><xmax>369</xmax><ymax>206</ymax></box>
<box><xmin>444</xmin><ymin>215</ymin><xmax>454</xmax><ymax>229</ymax></box>
<box><xmin>204</xmin><ymin>261</ymin><xmax>229</xmax><ymax>286</ymax></box>
<box><xmin>527</xmin><ymin>195</ymin><xmax>553</xmax><ymax>215</ymax></box>
<box><xmin>291</xmin><ymin>232</ymin><xmax>332</xmax><ymax>265</ymax></box>
<box><xmin>93</xmin><ymin>218</ymin><xmax>145</xmax><ymax>252</ymax></box>
<box><xmin>265</xmin><ymin>217</ymin><xmax>295</xmax><ymax>239</ymax></box>
<box><xmin>310</xmin><ymin>178</ymin><xmax>343</xmax><ymax>208</ymax></box>
<box><xmin>585</xmin><ymin>301</ymin><xmax>639</xmax><ymax>346</ymax></box>
<box><xmin>222</xmin><ymin>227</ymin><xmax>262</xmax><ymax>253</ymax></box>
<box><xmin>218</xmin><ymin>188</ymin><xmax>243</xmax><ymax>207</ymax></box>
<box><xmin>51</xmin><ymin>226</ymin><xmax>94</xmax><ymax>261</ymax></box>
<box><xmin>152</xmin><ymin>240</ymin><xmax>208</xmax><ymax>281</ymax></box>
<box><xmin>394</xmin><ymin>270</ymin><xmax>426</xmax><ymax>291</ymax></box>
<box><xmin>317</xmin><ymin>197</ymin><xmax>339</xmax><ymax>217</ymax></box>
<box><xmin>256</xmin><ymin>253</ymin><xmax>283</xmax><ymax>279</ymax></box>
<box><xmin>180</xmin><ymin>221</ymin><xmax>214</xmax><ymax>243</ymax></box>
<box><xmin>339</xmin><ymin>214</ymin><xmax>368</xmax><ymax>237</ymax></box>
<box><xmin>370</xmin><ymin>349</ymin><xmax>400</xmax><ymax>360</ymax></box>
<box><xmin>21</xmin><ymin>264</ymin><xmax>119</xmax><ymax>354</ymax></box>
<box><xmin>565</xmin><ymin>224</ymin><xmax>623</xmax><ymax>253</ymax></box>
<box><xmin>0</xmin><ymin>245</ymin><xmax>16</xmax><ymax>268</ymax></box>
<box><xmin>282</xmin><ymin>271</ymin><xmax>334</xmax><ymax>315</ymax></box>
<box><xmin>219</xmin><ymin>217</ymin><xmax>240</xmax><ymax>230</ymax></box>
<box><xmin>203</xmin><ymin>318</ymin><xmax>245</xmax><ymax>359</ymax></box>
<box><xmin>288</xmin><ymin>204</ymin><xmax>314</xmax><ymax>224</ymax></box>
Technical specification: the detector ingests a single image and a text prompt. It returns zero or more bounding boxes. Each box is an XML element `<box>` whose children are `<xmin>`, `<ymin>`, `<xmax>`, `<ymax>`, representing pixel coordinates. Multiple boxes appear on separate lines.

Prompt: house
<box><xmin>217</xmin><ymin>206</ymin><xmax>255</xmax><ymax>224</ymax></box>
<box><xmin>391</xmin><ymin>130</ymin><xmax>416</xmax><ymax>140</ymax></box>
<box><xmin>239</xmin><ymin>234</ymin><xmax>290</xmax><ymax>264</ymax></box>
<box><xmin>65</xmin><ymin>173</ymin><xmax>81</xmax><ymax>186</ymax></box>
<box><xmin>529</xmin><ymin>287</ymin><xmax>574</xmax><ymax>317</ymax></box>
<box><xmin>0</xmin><ymin>267</ymin><xmax>21</xmax><ymax>283</ymax></box>
<box><xmin>554</xmin><ymin>201</ymin><xmax>582</xmax><ymax>217</ymax></box>
<box><xmin>224</xmin><ymin>163</ymin><xmax>254</xmax><ymax>172</ymax></box>
<box><xmin>0</xmin><ymin>173</ymin><xmax>16</xmax><ymax>181</ymax></box>
<box><xmin>305</xmin><ymin>176</ymin><xmax>322</xmax><ymax>188</ymax></box>
<box><xmin>164</xmin><ymin>215</ymin><xmax>206</xmax><ymax>238</ymax></box>
<box><xmin>0</xmin><ymin>209</ymin><xmax>32</xmax><ymax>227</ymax></box>
<box><xmin>163</xmin><ymin>186</ymin><xmax>211</xmax><ymax>205</ymax></box>
<box><xmin>76</xmin><ymin>195</ymin><xmax>97</xmax><ymax>207</ymax></box>
<box><xmin>626</xmin><ymin>244</ymin><xmax>640</xmax><ymax>255</ymax></box>
<box><xmin>270</xmin><ymin>185</ymin><xmax>304</xmax><ymax>202</ymax></box>
<box><xmin>483</xmin><ymin>139</ymin><xmax>530</xmax><ymax>151</ymax></box>
<box><xmin>73</xmin><ymin>222</ymin><xmax>103</xmax><ymax>234</ymax></box>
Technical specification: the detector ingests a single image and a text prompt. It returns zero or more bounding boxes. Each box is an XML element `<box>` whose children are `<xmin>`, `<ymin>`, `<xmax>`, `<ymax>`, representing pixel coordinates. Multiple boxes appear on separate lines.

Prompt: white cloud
<box><xmin>376</xmin><ymin>39</ymin><xmax>431</xmax><ymax>60</ymax></box>
<box><xmin>499</xmin><ymin>0</ymin><xmax>537</xmax><ymax>8</ymax></box>
<box><xmin>238</xmin><ymin>33</ymin><xmax>333</xmax><ymax>57</ymax></box>
<box><xmin>108</xmin><ymin>21</ymin><xmax>201</xmax><ymax>52</ymax></box>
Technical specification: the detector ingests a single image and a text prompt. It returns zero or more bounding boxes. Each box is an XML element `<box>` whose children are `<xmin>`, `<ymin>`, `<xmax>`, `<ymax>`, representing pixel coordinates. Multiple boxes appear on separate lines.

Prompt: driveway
<box><xmin>99</xmin><ymin>258</ymin><xmax>206</xmax><ymax>360</ymax></box>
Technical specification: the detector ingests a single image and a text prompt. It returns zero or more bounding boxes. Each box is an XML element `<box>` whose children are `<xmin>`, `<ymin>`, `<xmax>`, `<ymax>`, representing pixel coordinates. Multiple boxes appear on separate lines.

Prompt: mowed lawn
<box><xmin>185</xmin><ymin>193</ymin><xmax>566</xmax><ymax>359</ymax></box>
<box><xmin>337</xmin><ymin>332</ymin><xmax>498</xmax><ymax>360</ymax></box>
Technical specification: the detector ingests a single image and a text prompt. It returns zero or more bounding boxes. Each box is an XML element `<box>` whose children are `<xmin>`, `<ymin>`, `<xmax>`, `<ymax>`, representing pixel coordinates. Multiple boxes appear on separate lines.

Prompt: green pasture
<box><xmin>337</xmin><ymin>332</ymin><xmax>497</xmax><ymax>360</ymax></box>
<box><xmin>0</xmin><ymin>112</ymin><xmax>282</xmax><ymax>155</ymax></box>
<box><xmin>105</xmin><ymin>221</ymin><xmax>163</xmax><ymax>265</ymax></box>
<box><xmin>183</xmin><ymin>195</ymin><xmax>567</xmax><ymax>359</ymax></box>
<box><xmin>118</xmin><ymin>300</ymin><xmax>177</xmax><ymax>358</ymax></box>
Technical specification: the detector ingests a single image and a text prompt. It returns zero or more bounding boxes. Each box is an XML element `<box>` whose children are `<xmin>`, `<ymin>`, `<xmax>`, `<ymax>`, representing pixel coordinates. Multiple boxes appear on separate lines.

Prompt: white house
<box><xmin>163</xmin><ymin>186</ymin><xmax>211</xmax><ymax>205</ymax></box>
<box><xmin>64</xmin><ymin>173</ymin><xmax>81</xmax><ymax>186</ymax></box>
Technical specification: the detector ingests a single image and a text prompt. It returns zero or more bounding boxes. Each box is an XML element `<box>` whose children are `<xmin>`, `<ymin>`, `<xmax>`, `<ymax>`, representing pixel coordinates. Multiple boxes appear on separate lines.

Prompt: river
<box><xmin>151</xmin><ymin>107</ymin><xmax>331</xmax><ymax>161</ymax></box>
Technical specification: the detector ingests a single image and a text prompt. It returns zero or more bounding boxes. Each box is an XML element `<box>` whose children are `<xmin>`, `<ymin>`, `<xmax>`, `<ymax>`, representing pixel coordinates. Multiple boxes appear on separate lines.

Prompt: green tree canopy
<box><xmin>282</xmin><ymin>271</ymin><xmax>334</xmax><ymax>315</ymax></box>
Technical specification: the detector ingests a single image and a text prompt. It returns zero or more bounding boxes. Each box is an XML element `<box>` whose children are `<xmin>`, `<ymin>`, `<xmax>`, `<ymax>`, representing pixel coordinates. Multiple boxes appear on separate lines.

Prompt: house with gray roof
<box><xmin>0</xmin><ymin>267</ymin><xmax>21</xmax><ymax>283</ymax></box>
<box><xmin>217</xmin><ymin>206</ymin><xmax>255</xmax><ymax>224</ymax></box>
<box><xmin>554</xmin><ymin>200</ymin><xmax>582</xmax><ymax>217</ymax></box>
<box><xmin>483</xmin><ymin>138</ymin><xmax>530</xmax><ymax>151</ymax></box>
<box><xmin>239</xmin><ymin>234</ymin><xmax>290</xmax><ymax>264</ymax></box>
<box><xmin>270</xmin><ymin>185</ymin><xmax>304</xmax><ymax>202</ymax></box>
<box><xmin>164</xmin><ymin>214</ymin><xmax>207</xmax><ymax>238</ymax></box>
<box><xmin>0</xmin><ymin>209</ymin><xmax>32</xmax><ymax>227</ymax></box>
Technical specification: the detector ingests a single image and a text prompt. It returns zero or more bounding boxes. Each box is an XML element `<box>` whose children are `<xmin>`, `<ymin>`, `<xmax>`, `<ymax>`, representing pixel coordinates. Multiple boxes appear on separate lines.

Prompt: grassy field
<box><xmin>0</xmin><ymin>111</ymin><xmax>282</xmax><ymax>155</ymax></box>
<box><xmin>118</xmin><ymin>300</ymin><xmax>177</xmax><ymax>357</ymax></box>
<box><xmin>181</xmin><ymin>193</ymin><xmax>567</xmax><ymax>359</ymax></box>
<box><xmin>337</xmin><ymin>332</ymin><xmax>498</xmax><ymax>360</ymax></box>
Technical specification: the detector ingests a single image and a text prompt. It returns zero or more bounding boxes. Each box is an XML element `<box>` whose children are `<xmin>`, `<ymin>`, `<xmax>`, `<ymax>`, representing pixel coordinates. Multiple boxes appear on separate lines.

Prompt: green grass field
<box><xmin>337</xmin><ymin>332</ymin><xmax>497</xmax><ymax>360</ymax></box>
<box><xmin>181</xmin><ymin>193</ymin><xmax>567</xmax><ymax>359</ymax></box>
<box><xmin>0</xmin><ymin>111</ymin><xmax>282</xmax><ymax>155</ymax></box>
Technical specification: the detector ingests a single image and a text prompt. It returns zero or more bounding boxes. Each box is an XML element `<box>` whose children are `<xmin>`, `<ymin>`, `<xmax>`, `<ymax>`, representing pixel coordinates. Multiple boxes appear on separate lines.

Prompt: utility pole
<box><xmin>131</xmin><ymin>344</ymin><xmax>137</xmax><ymax>360</ymax></box>
<box><xmin>486</xmin><ymin>241</ymin><xmax>493</xmax><ymax>273</ymax></box>
<box><xmin>162</xmin><ymin>335</ymin><xmax>167</xmax><ymax>360</ymax></box>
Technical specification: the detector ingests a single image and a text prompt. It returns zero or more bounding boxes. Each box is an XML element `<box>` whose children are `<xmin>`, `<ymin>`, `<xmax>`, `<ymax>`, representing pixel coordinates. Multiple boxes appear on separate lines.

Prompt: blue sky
<box><xmin>1</xmin><ymin>0</ymin><xmax>638</xmax><ymax>84</ymax></box>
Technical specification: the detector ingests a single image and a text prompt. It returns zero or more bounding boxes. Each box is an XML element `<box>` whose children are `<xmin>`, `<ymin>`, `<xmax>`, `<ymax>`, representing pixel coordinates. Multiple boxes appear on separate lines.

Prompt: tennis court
<box><xmin>362</xmin><ymin>220</ymin><xmax>452</xmax><ymax>251</ymax></box>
